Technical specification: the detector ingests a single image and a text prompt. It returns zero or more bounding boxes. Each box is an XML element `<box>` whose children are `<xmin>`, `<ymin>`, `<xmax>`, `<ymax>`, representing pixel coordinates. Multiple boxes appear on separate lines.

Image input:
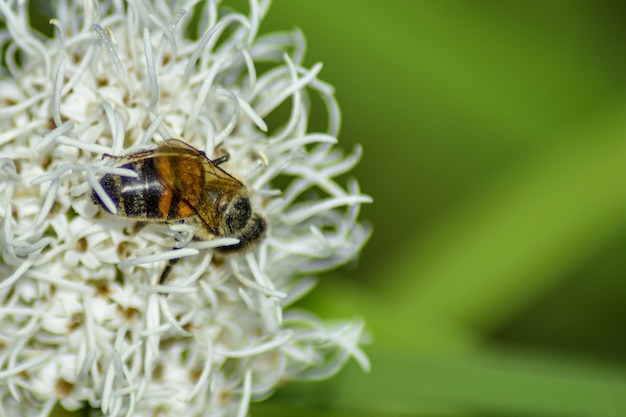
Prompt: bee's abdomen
<box><xmin>93</xmin><ymin>159</ymin><xmax>167</xmax><ymax>220</ymax></box>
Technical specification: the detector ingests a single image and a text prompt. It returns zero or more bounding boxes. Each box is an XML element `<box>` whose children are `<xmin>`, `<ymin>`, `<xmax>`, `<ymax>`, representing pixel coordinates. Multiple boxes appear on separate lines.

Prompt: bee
<box><xmin>91</xmin><ymin>139</ymin><xmax>266</xmax><ymax>283</ymax></box>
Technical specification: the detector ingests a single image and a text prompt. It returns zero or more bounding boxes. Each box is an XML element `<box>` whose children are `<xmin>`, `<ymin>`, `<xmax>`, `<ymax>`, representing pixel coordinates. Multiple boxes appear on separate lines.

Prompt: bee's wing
<box><xmin>158</xmin><ymin>139</ymin><xmax>243</xmax><ymax>189</ymax></box>
<box><xmin>156</xmin><ymin>139</ymin><xmax>244</xmax><ymax>234</ymax></box>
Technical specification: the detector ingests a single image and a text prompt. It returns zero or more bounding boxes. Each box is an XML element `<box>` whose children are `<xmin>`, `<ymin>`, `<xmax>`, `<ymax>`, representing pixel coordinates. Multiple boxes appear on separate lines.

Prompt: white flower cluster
<box><xmin>0</xmin><ymin>0</ymin><xmax>371</xmax><ymax>416</ymax></box>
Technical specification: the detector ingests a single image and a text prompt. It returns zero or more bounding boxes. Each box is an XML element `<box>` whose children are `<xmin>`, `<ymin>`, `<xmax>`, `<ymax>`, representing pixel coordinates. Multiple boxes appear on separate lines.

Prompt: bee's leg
<box><xmin>159</xmin><ymin>256</ymin><xmax>181</xmax><ymax>285</ymax></box>
<box><xmin>212</xmin><ymin>152</ymin><xmax>230</xmax><ymax>165</ymax></box>
<box><xmin>126</xmin><ymin>221</ymin><xmax>147</xmax><ymax>235</ymax></box>
<box><xmin>104</xmin><ymin>148</ymin><xmax>155</xmax><ymax>160</ymax></box>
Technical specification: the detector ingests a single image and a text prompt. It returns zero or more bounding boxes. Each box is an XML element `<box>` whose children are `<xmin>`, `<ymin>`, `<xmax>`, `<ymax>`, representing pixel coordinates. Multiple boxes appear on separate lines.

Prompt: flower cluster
<box><xmin>0</xmin><ymin>0</ymin><xmax>371</xmax><ymax>416</ymax></box>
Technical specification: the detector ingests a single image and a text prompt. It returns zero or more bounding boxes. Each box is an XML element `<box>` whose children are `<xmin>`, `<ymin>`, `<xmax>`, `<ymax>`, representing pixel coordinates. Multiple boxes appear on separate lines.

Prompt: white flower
<box><xmin>0</xmin><ymin>1</ymin><xmax>372</xmax><ymax>416</ymax></box>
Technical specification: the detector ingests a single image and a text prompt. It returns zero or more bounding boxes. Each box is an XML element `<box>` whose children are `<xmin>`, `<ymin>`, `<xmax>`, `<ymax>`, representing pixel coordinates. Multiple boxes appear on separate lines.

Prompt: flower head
<box><xmin>0</xmin><ymin>1</ymin><xmax>372</xmax><ymax>416</ymax></box>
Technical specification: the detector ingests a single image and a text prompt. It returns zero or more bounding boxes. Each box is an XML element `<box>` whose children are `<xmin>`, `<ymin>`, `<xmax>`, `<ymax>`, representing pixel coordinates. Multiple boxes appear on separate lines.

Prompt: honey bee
<box><xmin>92</xmin><ymin>139</ymin><xmax>266</xmax><ymax>282</ymax></box>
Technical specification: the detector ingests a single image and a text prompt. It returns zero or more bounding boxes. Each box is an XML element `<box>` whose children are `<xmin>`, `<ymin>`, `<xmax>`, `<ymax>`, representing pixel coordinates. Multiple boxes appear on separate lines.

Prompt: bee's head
<box><xmin>215</xmin><ymin>194</ymin><xmax>266</xmax><ymax>253</ymax></box>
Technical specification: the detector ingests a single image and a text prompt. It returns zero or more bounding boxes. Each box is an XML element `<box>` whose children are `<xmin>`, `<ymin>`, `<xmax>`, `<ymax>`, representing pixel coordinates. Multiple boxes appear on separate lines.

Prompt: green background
<box><xmin>17</xmin><ymin>0</ymin><xmax>626</xmax><ymax>416</ymax></box>
<box><xmin>257</xmin><ymin>1</ymin><xmax>626</xmax><ymax>416</ymax></box>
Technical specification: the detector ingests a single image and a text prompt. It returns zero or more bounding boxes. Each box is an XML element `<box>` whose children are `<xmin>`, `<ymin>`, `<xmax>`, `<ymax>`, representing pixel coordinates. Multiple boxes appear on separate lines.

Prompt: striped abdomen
<box><xmin>92</xmin><ymin>157</ymin><xmax>193</xmax><ymax>222</ymax></box>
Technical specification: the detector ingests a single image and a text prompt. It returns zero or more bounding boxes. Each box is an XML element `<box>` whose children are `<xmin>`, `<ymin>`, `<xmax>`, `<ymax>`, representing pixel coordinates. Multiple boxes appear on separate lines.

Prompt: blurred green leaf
<box><xmin>262</xmin><ymin>1</ymin><xmax>626</xmax><ymax>416</ymax></box>
<box><xmin>254</xmin><ymin>347</ymin><xmax>626</xmax><ymax>417</ymax></box>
